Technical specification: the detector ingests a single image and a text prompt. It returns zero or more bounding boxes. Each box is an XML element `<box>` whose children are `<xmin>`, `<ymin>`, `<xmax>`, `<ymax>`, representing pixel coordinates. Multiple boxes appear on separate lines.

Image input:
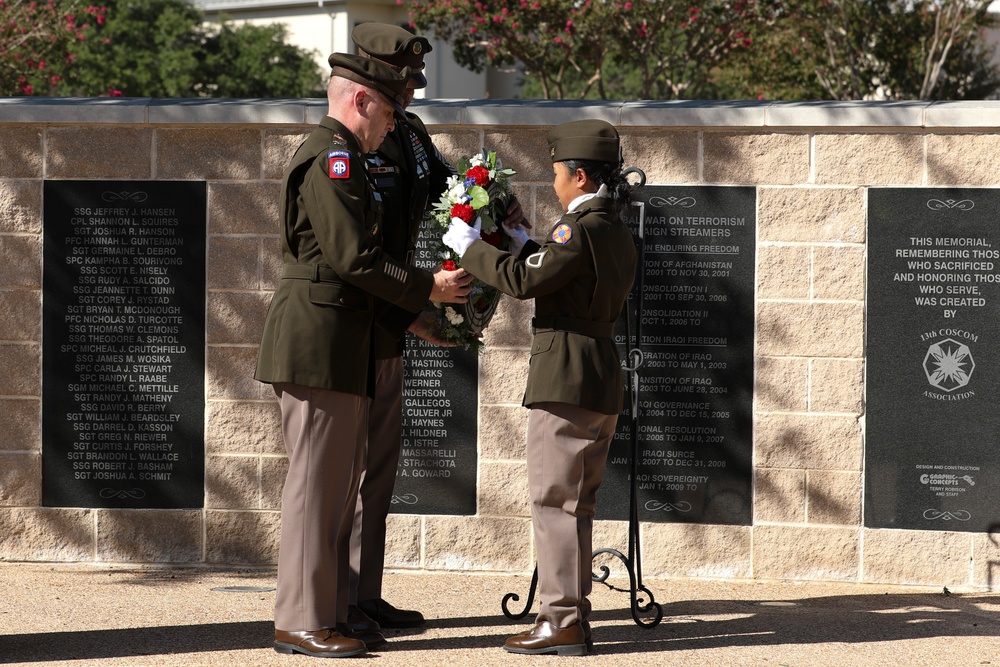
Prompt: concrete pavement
<box><xmin>1</xmin><ymin>564</ymin><xmax>998</xmax><ymax>666</ymax></box>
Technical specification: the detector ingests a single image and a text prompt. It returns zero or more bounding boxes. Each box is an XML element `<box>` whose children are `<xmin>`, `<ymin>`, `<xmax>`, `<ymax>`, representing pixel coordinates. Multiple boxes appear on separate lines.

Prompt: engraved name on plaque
<box><xmin>867</xmin><ymin>188</ymin><xmax>1000</xmax><ymax>532</ymax></box>
<box><xmin>42</xmin><ymin>181</ymin><xmax>206</xmax><ymax>509</ymax></box>
<box><xmin>392</xmin><ymin>224</ymin><xmax>478</xmax><ymax>515</ymax></box>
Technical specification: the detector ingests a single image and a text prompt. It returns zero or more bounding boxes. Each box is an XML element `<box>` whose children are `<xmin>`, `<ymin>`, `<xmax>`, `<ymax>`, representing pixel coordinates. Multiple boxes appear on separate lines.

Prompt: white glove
<box><xmin>502</xmin><ymin>221</ymin><xmax>531</xmax><ymax>257</ymax></box>
<box><xmin>442</xmin><ymin>218</ymin><xmax>481</xmax><ymax>257</ymax></box>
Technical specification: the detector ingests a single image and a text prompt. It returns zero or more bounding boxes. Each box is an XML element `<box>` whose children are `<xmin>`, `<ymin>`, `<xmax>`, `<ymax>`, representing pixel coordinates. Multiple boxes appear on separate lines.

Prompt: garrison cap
<box><xmin>547</xmin><ymin>119</ymin><xmax>621</xmax><ymax>164</ymax></box>
<box><xmin>328</xmin><ymin>52</ymin><xmax>410</xmax><ymax>120</ymax></box>
<box><xmin>352</xmin><ymin>22</ymin><xmax>432</xmax><ymax>89</ymax></box>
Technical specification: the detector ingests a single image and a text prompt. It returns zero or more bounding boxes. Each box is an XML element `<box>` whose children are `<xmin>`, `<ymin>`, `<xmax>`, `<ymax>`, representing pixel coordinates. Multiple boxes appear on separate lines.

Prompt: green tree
<box><xmin>0</xmin><ymin>0</ymin><xmax>106</xmax><ymax>95</ymax></box>
<box><xmin>406</xmin><ymin>0</ymin><xmax>768</xmax><ymax>100</ymax></box>
<box><xmin>199</xmin><ymin>20</ymin><xmax>324</xmax><ymax>98</ymax></box>
<box><xmin>67</xmin><ymin>0</ymin><xmax>204</xmax><ymax>96</ymax></box>
<box><xmin>719</xmin><ymin>0</ymin><xmax>1000</xmax><ymax>100</ymax></box>
<box><xmin>64</xmin><ymin>0</ymin><xmax>322</xmax><ymax>97</ymax></box>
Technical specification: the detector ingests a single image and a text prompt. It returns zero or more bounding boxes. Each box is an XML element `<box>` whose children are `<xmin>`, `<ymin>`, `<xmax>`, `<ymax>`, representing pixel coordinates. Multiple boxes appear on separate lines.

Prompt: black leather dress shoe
<box><xmin>503</xmin><ymin>620</ymin><xmax>589</xmax><ymax>656</ymax></box>
<box><xmin>357</xmin><ymin>598</ymin><xmax>425</xmax><ymax>628</ymax></box>
<box><xmin>336</xmin><ymin>622</ymin><xmax>386</xmax><ymax>650</ymax></box>
<box><xmin>274</xmin><ymin>629</ymin><xmax>367</xmax><ymax>657</ymax></box>
<box><xmin>346</xmin><ymin>605</ymin><xmax>382</xmax><ymax>634</ymax></box>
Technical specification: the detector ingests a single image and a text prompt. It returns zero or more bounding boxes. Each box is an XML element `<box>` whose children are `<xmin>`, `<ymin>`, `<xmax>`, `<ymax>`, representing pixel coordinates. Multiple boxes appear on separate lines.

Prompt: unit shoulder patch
<box><xmin>551</xmin><ymin>223</ymin><xmax>573</xmax><ymax>244</ymax></box>
<box><xmin>328</xmin><ymin>150</ymin><xmax>351</xmax><ymax>179</ymax></box>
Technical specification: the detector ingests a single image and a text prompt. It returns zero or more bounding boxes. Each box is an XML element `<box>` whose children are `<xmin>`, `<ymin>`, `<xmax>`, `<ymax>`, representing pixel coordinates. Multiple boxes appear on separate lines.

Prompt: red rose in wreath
<box><xmin>466</xmin><ymin>165</ymin><xmax>490</xmax><ymax>187</ymax></box>
<box><xmin>441</xmin><ymin>259</ymin><xmax>457</xmax><ymax>271</ymax></box>
<box><xmin>480</xmin><ymin>230</ymin><xmax>502</xmax><ymax>246</ymax></box>
<box><xmin>451</xmin><ymin>202</ymin><xmax>475</xmax><ymax>223</ymax></box>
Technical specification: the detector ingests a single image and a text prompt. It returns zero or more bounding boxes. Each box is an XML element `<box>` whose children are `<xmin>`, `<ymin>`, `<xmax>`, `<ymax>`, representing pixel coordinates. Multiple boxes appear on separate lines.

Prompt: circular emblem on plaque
<box><xmin>923</xmin><ymin>338</ymin><xmax>975</xmax><ymax>392</ymax></box>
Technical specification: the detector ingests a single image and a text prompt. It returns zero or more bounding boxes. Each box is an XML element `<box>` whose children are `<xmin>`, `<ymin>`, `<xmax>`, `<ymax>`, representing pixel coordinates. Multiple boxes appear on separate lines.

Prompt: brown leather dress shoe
<box><xmin>274</xmin><ymin>629</ymin><xmax>367</xmax><ymax>658</ymax></box>
<box><xmin>357</xmin><ymin>598</ymin><xmax>424</xmax><ymax>628</ymax></box>
<box><xmin>503</xmin><ymin>620</ymin><xmax>589</xmax><ymax>656</ymax></box>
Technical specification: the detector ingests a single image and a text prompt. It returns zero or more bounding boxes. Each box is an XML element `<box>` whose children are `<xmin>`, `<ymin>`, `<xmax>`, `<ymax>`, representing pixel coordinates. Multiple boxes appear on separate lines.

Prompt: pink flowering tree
<box><xmin>0</xmin><ymin>0</ymin><xmax>106</xmax><ymax>95</ymax></box>
<box><xmin>405</xmin><ymin>0</ymin><xmax>770</xmax><ymax>99</ymax></box>
<box><xmin>720</xmin><ymin>0</ymin><xmax>1000</xmax><ymax>100</ymax></box>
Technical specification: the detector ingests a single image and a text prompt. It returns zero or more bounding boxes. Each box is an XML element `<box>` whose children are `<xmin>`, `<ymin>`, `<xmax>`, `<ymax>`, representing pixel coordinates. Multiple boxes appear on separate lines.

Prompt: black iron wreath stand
<box><xmin>501</xmin><ymin>167</ymin><xmax>663</xmax><ymax>629</ymax></box>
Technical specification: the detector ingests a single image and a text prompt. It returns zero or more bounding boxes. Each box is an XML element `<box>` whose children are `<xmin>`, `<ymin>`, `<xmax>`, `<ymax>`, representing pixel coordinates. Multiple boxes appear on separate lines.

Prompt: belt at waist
<box><xmin>282</xmin><ymin>263</ymin><xmax>340</xmax><ymax>283</ymax></box>
<box><xmin>531</xmin><ymin>315</ymin><xmax>614</xmax><ymax>339</ymax></box>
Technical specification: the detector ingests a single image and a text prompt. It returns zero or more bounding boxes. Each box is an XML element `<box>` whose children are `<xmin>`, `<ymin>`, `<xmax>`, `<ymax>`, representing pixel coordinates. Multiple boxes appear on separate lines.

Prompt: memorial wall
<box><xmin>599</xmin><ymin>186</ymin><xmax>755</xmax><ymax>526</ymax></box>
<box><xmin>2</xmin><ymin>98</ymin><xmax>1000</xmax><ymax>591</ymax></box>
<box><xmin>866</xmin><ymin>188</ymin><xmax>1000</xmax><ymax>533</ymax></box>
<box><xmin>42</xmin><ymin>181</ymin><xmax>206</xmax><ymax>509</ymax></box>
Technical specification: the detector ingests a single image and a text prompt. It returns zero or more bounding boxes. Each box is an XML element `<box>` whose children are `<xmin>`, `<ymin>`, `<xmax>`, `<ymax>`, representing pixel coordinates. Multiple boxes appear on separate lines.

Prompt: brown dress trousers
<box><xmin>527</xmin><ymin>402</ymin><xmax>619</xmax><ymax>628</ymax></box>
<box><xmin>273</xmin><ymin>383</ymin><xmax>366</xmax><ymax>631</ymax></box>
<box><xmin>348</xmin><ymin>356</ymin><xmax>404</xmax><ymax>603</ymax></box>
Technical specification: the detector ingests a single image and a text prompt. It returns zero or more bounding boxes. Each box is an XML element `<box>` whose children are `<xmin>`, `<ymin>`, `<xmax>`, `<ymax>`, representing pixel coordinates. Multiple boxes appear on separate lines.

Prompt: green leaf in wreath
<box><xmin>468</xmin><ymin>185</ymin><xmax>490</xmax><ymax>209</ymax></box>
<box><xmin>479</xmin><ymin>209</ymin><xmax>495</xmax><ymax>230</ymax></box>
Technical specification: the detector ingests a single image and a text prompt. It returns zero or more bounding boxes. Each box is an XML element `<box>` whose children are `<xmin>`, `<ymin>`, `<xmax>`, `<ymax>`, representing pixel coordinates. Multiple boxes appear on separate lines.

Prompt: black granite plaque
<box><xmin>391</xmin><ymin>224</ymin><xmax>478</xmax><ymax>515</ymax></box>
<box><xmin>42</xmin><ymin>181</ymin><xmax>206</xmax><ymax>509</ymax></box>
<box><xmin>597</xmin><ymin>186</ymin><xmax>755</xmax><ymax>525</ymax></box>
<box><xmin>866</xmin><ymin>188</ymin><xmax>1000</xmax><ymax>532</ymax></box>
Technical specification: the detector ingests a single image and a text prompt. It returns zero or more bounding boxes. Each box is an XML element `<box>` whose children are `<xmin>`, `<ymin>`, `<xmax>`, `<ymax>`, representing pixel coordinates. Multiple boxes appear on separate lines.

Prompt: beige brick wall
<box><xmin>1</xmin><ymin>99</ymin><xmax>997</xmax><ymax>591</ymax></box>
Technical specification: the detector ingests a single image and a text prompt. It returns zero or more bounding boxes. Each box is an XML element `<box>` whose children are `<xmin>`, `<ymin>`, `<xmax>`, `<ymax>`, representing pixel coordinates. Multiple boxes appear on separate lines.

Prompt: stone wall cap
<box><xmin>0</xmin><ymin>97</ymin><xmax>150</xmax><ymax>123</ymax></box>
<box><xmin>924</xmin><ymin>100</ymin><xmax>1000</xmax><ymax>128</ymax></box>
<box><xmin>2</xmin><ymin>98</ymin><xmax>1000</xmax><ymax>129</ymax></box>
<box><xmin>147</xmin><ymin>98</ymin><xmax>319</xmax><ymax>124</ymax></box>
<box><xmin>462</xmin><ymin>99</ymin><xmax>620</xmax><ymax>126</ymax></box>
<box><xmin>763</xmin><ymin>100</ymin><xmax>928</xmax><ymax>128</ymax></box>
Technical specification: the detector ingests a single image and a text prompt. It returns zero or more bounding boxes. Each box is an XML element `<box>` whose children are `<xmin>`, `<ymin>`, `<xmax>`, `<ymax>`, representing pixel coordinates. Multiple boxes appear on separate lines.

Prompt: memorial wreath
<box><xmin>425</xmin><ymin>149</ymin><xmax>516</xmax><ymax>351</ymax></box>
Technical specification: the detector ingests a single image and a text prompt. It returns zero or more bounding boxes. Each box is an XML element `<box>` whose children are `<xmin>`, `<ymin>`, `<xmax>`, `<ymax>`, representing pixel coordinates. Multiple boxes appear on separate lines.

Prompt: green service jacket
<box><xmin>254</xmin><ymin>116</ymin><xmax>433</xmax><ymax>396</ymax></box>
<box><xmin>368</xmin><ymin>113</ymin><xmax>452</xmax><ymax>359</ymax></box>
<box><xmin>461</xmin><ymin>197</ymin><xmax>637</xmax><ymax>415</ymax></box>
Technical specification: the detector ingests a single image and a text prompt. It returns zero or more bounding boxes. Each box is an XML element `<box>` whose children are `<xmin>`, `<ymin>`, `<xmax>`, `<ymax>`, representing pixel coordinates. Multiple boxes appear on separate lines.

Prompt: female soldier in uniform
<box><xmin>443</xmin><ymin>119</ymin><xmax>638</xmax><ymax>655</ymax></box>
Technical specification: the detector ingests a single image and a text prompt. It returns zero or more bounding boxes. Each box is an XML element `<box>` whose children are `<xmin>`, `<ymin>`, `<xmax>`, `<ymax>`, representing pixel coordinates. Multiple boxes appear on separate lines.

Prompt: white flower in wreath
<box><xmin>445</xmin><ymin>176</ymin><xmax>466</xmax><ymax>201</ymax></box>
<box><xmin>444</xmin><ymin>306</ymin><xmax>464</xmax><ymax>325</ymax></box>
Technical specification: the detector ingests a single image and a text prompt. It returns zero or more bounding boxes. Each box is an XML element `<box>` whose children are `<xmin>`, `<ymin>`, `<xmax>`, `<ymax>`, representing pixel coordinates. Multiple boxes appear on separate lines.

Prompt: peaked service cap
<box><xmin>352</xmin><ymin>22</ymin><xmax>432</xmax><ymax>89</ymax></box>
<box><xmin>328</xmin><ymin>52</ymin><xmax>410</xmax><ymax>120</ymax></box>
<box><xmin>547</xmin><ymin>119</ymin><xmax>621</xmax><ymax>164</ymax></box>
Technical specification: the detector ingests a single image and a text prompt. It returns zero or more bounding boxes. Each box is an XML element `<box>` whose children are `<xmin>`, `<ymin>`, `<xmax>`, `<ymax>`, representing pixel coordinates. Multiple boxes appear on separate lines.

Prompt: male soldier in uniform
<box><xmin>344</xmin><ymin>22</ymin><xmax>454</xmax><ymax>638</ymax></box>
<box><xmin>255</xmin><ymin>53</ymin><xmax>471</xmax><ymax>659</ymax></box>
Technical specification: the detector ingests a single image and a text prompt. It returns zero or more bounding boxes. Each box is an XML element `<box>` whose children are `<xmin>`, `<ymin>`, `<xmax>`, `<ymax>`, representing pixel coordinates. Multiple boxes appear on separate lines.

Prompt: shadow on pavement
<box><xmin>2</xmin><ymin>591</ymin><xmax>997</xmax><ymax>662</ymax></box>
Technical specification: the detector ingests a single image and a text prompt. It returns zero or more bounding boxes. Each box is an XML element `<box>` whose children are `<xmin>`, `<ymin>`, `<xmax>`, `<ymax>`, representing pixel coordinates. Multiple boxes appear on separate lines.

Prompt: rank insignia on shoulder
<box><xmin>551</xmin><ymin>224</ymin><xmax>573</xmax><ymax>244</ymax></box>
<box><xmin>328</xmin><ymin>150</ymin><xmax>350</xmax><ymax>179</ymax></box>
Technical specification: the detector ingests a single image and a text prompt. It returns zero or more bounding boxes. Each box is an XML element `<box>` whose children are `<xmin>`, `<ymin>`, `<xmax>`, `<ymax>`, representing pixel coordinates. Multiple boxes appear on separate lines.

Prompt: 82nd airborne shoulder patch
<box><xmin>551</xmin><ymin>224</ymin><xmax>573</xmax><ymax>244</ymax></box>
<box><xmin>328</xmin><ymin>150</ymin><xmax>351</xmax><ymax>179</ymax></box>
